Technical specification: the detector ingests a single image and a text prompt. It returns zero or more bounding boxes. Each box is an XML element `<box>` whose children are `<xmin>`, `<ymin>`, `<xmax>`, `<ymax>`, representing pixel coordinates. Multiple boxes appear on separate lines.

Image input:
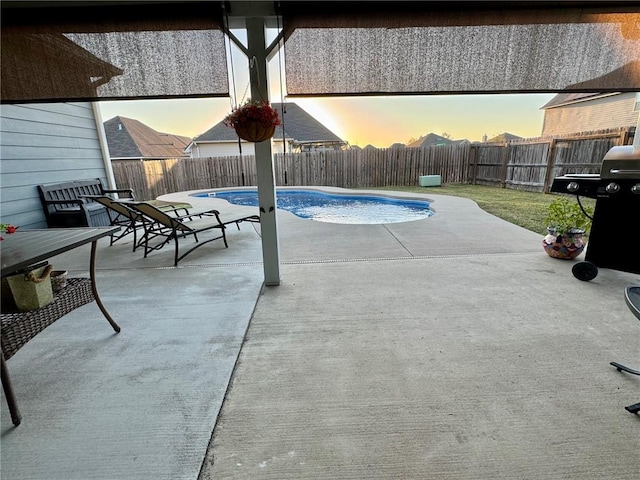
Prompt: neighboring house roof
<box><xmin>407</xmin><ymin>133</ymin><xmax>452</xmax><ymax>147</ymax></box>
<box><xmin>189</xmin><ymin>102</ymin><xmax>345</xmax><ymax>147</ymax></box>
<box><xmin>486</xmin><ymin>132</ymin><xmax>522</xmax><ymax>143</ymax></box>
<box><xmin>389</xmin><ymin>142</ymin><xmax>406</xmax><ymax>148</ymax></box>
<box><xmin>540</xmin><ymin>92</ymin><xmax>618</xmax><ymax>109</ymax></box>
<box><xmin>104</xmin><ymin>116</ymin><xmax>191</xmax><ymax>159</ymax></box>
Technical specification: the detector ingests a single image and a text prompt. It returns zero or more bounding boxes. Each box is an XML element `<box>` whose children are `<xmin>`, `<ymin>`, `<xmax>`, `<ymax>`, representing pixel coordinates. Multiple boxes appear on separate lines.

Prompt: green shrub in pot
<box><xmin>544</xmin><ymin>197</ymin><xmax>593</xmax><ymax>236</ymax></box>
<box><xmin>543</xmin><ymin>197</ymin><xmax>593</xmax><ymax>259</ymax></box>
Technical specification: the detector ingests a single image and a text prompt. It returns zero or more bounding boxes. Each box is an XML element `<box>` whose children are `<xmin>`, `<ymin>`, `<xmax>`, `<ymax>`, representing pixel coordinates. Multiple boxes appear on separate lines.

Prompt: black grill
<box><xmin>550</xmin><ymin>145</ymin><xmax>640</xmax><ymax>281</ymax></box>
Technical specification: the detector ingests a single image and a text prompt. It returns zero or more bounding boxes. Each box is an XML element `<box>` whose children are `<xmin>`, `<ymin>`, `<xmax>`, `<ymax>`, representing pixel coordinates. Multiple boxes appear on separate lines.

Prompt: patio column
<box><xmin>246</xmin><ymin>17</ymin><xmax>281</xmax><ymax>286</ymax></box>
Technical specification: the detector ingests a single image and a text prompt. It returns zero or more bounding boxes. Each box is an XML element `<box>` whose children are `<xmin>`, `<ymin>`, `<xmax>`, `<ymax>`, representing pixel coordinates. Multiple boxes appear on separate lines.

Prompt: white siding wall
<box><xmin>191</xmin><ymin>142</ymin><xmax>256</xmax><ymax>158</ymax></box>
<box><xmin>190</xmin><ymin>139</ymin><xmax>286</xmax><ymax>158</ymax></box>
<box><xmin>542</xmin><ymin>92</ymin><xmax>638</xmax><ymax>136</ymax></box>
<box><xmin>0</xmin><ymin>102</ymin><xmax>107</xmax><ymax>228</ymax></box>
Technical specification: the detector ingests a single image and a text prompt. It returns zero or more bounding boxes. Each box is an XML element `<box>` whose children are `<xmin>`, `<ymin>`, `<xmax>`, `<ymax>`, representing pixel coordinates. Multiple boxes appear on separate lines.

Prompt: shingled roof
<box><xmin>191</xmin><ymin>102</ymin><xmax>345</xmax><ymax>145</ymax></box>
<box><xmin>486</xmin><ymin>132</ymin><xmax>522</xmax><ymax>143</ymax></box>
<box><xmin>104</xmin><ymin>116</ymin><xmax>191</xmax><ymax>159</ymax></box>
<box><xmin>540</xmin><ymin>93</ymin><xmax>611</xmax><ymax>109</ymax></box>
<box><xmin>407</xmin><ymin>133</ymin><xmax>452</xmax><ymax>147</ymax></box>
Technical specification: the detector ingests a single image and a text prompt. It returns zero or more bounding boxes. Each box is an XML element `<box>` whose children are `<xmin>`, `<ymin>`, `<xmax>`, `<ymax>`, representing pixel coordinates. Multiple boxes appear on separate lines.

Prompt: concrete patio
<box><xmin>1</xmin><ymin>189</ymin><xmax>639</xmax><ymax>479</ymax></box>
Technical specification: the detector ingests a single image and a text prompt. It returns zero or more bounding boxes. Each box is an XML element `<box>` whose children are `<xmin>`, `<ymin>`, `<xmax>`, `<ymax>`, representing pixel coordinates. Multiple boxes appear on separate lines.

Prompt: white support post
<box><xmin>246</xmin><ymin>17</ymin><xmax>281</xmax><ymax>286</ymax></box>
<box><xmin>92</xmin><ymin>103</ymin><xmax>117</xmax><ymax>190</ymax></box>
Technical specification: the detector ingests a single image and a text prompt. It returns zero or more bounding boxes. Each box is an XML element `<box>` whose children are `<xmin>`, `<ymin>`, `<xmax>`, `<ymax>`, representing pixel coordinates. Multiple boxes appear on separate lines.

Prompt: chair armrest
<box><xmin>102</xmin><ymin>188</ymin><xmax>135</xmax><ymax>200</ymax></box>
<box><xmin>41</xmin><ymin>198</ymin><xmax>86</xmax><ymax>206</ymax></box>
<box><xmin>176</xmin><ymin>209</ymin><xmax>221</xmax><ymax>221</ymax></box>
<box><xmin>158</xmin><ymin>205</ymin><xmax>191</xmax><ymax>216</ymax></box>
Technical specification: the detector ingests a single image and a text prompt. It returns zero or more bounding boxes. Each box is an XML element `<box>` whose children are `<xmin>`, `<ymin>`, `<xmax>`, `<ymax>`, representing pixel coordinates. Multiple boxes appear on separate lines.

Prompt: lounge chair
<box><xmin>82</xmin><ymin>195</ymin><xmax>192</xmax><ymax>251</ymax></box>
<box><xmin>127</xmin><ymin>201</ymin><xmax>259</xmax><ymax>266</ymax></box>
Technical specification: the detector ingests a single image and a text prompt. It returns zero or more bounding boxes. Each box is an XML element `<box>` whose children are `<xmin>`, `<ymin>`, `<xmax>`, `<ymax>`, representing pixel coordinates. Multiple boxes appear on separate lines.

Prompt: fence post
<box><xmin>542</xmin><ymin>139</ymin><xmax>557</xmax><ymax>193</ymax></box>
<box><xmin>500</xmin><ymin>143</ymin><xmax>510</xmax><ymax>188</ymax></box>
<box><xmin>620</xmin><ymin>129</ymin><xmax>630</xmax><ymax>146</ymax></box>
<box><xmin>469</xmin><ymin>145</ymin><xmax>477</xmax><ymax>184</ymax></box>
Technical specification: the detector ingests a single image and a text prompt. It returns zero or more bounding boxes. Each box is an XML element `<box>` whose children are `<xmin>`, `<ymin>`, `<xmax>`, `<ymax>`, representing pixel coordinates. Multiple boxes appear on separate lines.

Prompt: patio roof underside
<box><xmin>1</xmin><ymin>1</ymin><xmax>638</xmax><ymax>105</ymax></box>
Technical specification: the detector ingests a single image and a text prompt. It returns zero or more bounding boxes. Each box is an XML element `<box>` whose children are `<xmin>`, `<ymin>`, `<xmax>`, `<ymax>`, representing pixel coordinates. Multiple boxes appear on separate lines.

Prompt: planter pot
<box><xmin>542</xmin><ymin>228</ymin><xmax>586</xmax><ymax>259</ymax></box>
<box><xmin>5</xmin><ymin>264</ymin><xmax>54</xmax><ymax>311</ymax></box>
<box><xmin>50</xmin><ymin>270</ymin><xmax>68</xmax><ymax>292</ymax></box>
<box><xmin>234</xmin><ymin>121</ymin><xmax>276</xmax><ymax>142</ymax></box>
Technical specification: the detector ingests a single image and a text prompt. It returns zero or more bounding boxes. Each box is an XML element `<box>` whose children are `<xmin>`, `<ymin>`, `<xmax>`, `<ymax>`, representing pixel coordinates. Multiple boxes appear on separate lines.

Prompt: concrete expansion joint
<box><xmin>281</xmin><ymin>251</ymin><xmax>538</xmax><ymax>265</ymax></box>
<box><xmin>382</xmin><ymin>224</ymin><xmax>413</xmax><ymax>257</ymax></box>
<box><xmin>85</xmin><ymin>252</ymin><xmax>539</xmax><ymax>271</ymax></box>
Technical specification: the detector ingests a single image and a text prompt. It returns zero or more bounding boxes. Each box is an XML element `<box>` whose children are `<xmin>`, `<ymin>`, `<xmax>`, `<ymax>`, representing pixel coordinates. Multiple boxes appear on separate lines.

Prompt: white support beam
<box><xmin>246</xmin><ymin>16</ymin><xmax>281</xmax><ymax>286</ymax></box>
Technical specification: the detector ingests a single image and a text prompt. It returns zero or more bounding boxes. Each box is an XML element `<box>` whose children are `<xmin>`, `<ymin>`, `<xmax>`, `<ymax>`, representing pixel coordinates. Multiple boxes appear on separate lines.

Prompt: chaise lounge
<box><xmin>82</xmin><ymin>195</ymin><xmax>193</xmax><ymax>251</ymax></box>
<box><xmin>127</xmin><ymin>201</ymin><xmax>260</xmax><ymax>266</ymax></box>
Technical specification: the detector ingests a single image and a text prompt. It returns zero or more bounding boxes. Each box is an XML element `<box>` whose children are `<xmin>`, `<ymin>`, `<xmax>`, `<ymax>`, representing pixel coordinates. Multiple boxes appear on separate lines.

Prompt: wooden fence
<box><xmin>470</xmin><ymin>129</ymin><xmax>631</xmax><ymax>192</ymax></box>
<box><xmin>111</xmin><ymin>143</ymin><xmax>470</xmax><ymax>199</ymax></box>
<box><xmin>111</xmin><ymin>127</ymin><xmax>634</xmax><ymax>199</ymax></box>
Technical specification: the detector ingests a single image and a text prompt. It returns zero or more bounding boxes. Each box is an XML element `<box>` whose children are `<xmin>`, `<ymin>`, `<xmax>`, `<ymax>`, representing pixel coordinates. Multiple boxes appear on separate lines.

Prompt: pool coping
<box><xmin>158</xmin><ymin>185</ymin><xmax>441</xmax><ymax>215</ymax></box>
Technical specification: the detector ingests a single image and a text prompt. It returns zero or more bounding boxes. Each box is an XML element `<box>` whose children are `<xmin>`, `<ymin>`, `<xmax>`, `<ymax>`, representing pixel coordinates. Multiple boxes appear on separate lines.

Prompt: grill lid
<box><xmin>601</xmin><ymin>146</ymin><xmax>640</xmax><ymax>180</ymax></box>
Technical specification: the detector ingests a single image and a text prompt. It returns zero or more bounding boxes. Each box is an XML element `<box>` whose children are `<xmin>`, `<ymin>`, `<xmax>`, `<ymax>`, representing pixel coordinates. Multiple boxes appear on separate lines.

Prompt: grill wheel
<box><xmin>572</xmin><ymin>261</ymin><xmax>599</xmax><ymax>281</ymax></box>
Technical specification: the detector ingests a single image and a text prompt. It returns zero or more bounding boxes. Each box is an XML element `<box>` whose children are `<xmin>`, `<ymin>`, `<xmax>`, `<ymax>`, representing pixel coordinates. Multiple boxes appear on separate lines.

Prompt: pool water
<box><xmin>196</xmin><ymin>189</ymin><xmax>433</xmax><ymax>224</ymax></box>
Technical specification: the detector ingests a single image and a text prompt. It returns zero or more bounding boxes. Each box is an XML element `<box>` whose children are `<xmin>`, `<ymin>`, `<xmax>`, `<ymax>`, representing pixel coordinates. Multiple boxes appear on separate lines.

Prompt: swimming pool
<box><xmin>195</xmin><ymin>189</ymin><xmax>434</xmax><ymax>224</ymax></box>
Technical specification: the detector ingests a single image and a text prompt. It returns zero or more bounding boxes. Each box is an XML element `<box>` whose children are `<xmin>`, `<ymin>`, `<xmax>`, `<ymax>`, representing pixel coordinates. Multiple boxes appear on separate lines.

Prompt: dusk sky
<box><xmin>98</xmin><ymin>93</ymin><xmax>556</xmax><ymax>149</ymax></box>
<box><xmin>98</xmin><ymin>30</ymin><xmax>557</xmax><ymax>149</ymax></box>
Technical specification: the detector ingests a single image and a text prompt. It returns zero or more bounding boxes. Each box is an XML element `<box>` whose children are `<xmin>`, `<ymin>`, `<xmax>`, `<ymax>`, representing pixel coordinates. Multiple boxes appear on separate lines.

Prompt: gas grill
<box><xmin>550</xmin><ymin>145</ymin><xmax>640</xmax><ymax>281</ymax></box>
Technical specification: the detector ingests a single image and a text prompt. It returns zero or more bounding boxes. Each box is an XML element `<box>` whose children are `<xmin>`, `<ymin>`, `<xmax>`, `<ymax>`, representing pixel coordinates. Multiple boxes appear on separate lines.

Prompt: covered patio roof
<box><xmin>1</xmin><ymin>0</ymin><xmax>639</xmax><ymax>285</ymax></box>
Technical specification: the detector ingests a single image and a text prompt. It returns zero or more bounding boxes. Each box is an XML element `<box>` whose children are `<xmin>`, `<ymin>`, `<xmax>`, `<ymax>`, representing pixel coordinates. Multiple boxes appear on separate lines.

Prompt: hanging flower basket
<box><xmin>233</xmin><ymin>120</ymin><xmax>277</xmax><ymax>142</ymax></box>
<box><xmin>223</xmin><ymin>99</ymin><xmax>281</xmax><ymax>143</ymax></box>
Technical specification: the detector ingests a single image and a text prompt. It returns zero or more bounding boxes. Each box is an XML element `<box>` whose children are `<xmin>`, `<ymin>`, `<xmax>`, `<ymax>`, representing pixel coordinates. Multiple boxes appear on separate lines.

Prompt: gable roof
<box><xmin>486</xmin><ymin>132</ymin><xmax>522</xmax><ymax>143</ymax></box>
<box><xmin>407</xmin><ymin>133</ymin><xmax>452</xmax><ymax>147</ymax></box>
<box><xmin>540</xmin><ymin>92</ymin><xmax>618</xmax><ymax>109</ymax></box>
<box><xmin>191</xmin><ymin>102</ymin><xmax>345</xmax><ymax>145</ymax></box>
<box><xmin>104</xmin><ymin>116</ymin><xmax>191</xmax><ymax>159</ymax></box>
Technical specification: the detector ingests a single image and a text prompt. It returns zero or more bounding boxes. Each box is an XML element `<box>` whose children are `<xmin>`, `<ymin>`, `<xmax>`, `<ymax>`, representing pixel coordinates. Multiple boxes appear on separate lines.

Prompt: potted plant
<box><xmin>542</xmin><ymin>197</ymin><xmax>593</xmax><ymax>259</ymax></box>
<box><xmin>223</xmin><ymin>99</ymin><xmax>281</xmax><ymax>142</ymax></box>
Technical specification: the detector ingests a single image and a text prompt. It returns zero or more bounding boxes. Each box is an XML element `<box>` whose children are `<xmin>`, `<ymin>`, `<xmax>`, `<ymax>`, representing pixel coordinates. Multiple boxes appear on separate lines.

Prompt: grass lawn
<box><xmin>375</xmin><ymin>184</ymin><xmax>596</xmax><ymax>236</ymax></box>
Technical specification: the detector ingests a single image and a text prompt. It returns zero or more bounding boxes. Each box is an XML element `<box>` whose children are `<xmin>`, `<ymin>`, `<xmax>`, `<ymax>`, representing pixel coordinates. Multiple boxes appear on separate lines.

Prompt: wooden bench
<box><xmin>37</xmin><ymin>179</ymin><xmax>135</xmax><ymax>228</ymax></box>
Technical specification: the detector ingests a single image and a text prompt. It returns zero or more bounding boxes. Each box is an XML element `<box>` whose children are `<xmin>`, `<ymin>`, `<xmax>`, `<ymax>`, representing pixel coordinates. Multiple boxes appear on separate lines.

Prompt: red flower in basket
<box><xmin>223</xmin><ymin>99</ymin><xmax>281</xmax><ymax>143</ymax></box>
<box><xmin>0</xmin><ymin>223</ymin><xmax>18</xmax><ymax>240</ymax></box>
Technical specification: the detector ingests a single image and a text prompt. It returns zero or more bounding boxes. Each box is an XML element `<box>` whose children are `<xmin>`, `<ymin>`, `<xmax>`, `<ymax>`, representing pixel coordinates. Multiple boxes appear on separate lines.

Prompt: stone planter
<box><xmin>542</xmin><ymin>227</ymin><xmax>586</xmax><ymax>259</ymax></box>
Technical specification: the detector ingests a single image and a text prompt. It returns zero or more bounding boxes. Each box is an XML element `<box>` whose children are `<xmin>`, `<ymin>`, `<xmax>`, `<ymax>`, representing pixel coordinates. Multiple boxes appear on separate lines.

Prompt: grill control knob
<box><xmin>632</xmin><ymin>184</ymin><xmax>640</xmax><ymax>194</ymax></box>
<box><xmin>606</xmin><ymin>182</ymin><xmax>620</xmax><ymax>194</ymax></box>
<box><xmin>567</xmin><ymin>181</ymin><xmax>580</xmax><ymax>193</ymax></box>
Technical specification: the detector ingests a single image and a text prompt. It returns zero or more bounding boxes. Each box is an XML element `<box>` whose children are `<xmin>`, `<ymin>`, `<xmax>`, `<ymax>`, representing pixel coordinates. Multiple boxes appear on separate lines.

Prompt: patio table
<box><xmin>1</xmin><ymin>227</ymin><xmax>121</xmax><ymax>426</ymax></box>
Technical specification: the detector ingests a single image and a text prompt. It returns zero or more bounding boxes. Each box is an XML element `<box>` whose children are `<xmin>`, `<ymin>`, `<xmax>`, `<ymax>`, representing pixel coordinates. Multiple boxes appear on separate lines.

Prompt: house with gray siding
<box><xmin>0</xmin><ymin>102</ymin><xmax>112</xmax><ymax>229</ymax></box>
<box><xmin>541</xmin><ymin>92</ymin><xmax>639</xmax><ymax>136</ymax></box>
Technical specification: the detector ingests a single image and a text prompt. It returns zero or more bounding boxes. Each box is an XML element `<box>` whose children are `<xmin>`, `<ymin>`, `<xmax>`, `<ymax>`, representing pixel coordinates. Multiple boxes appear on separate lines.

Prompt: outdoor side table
<box><xmin>1</xmin><ymin>227</ymin><xmax>121</xmax><ymax>426</ymax></box>
<box><xmin>610</xmin><ymin>286</ymin><xmax>640</xmax><ymax>414</ymax></box>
